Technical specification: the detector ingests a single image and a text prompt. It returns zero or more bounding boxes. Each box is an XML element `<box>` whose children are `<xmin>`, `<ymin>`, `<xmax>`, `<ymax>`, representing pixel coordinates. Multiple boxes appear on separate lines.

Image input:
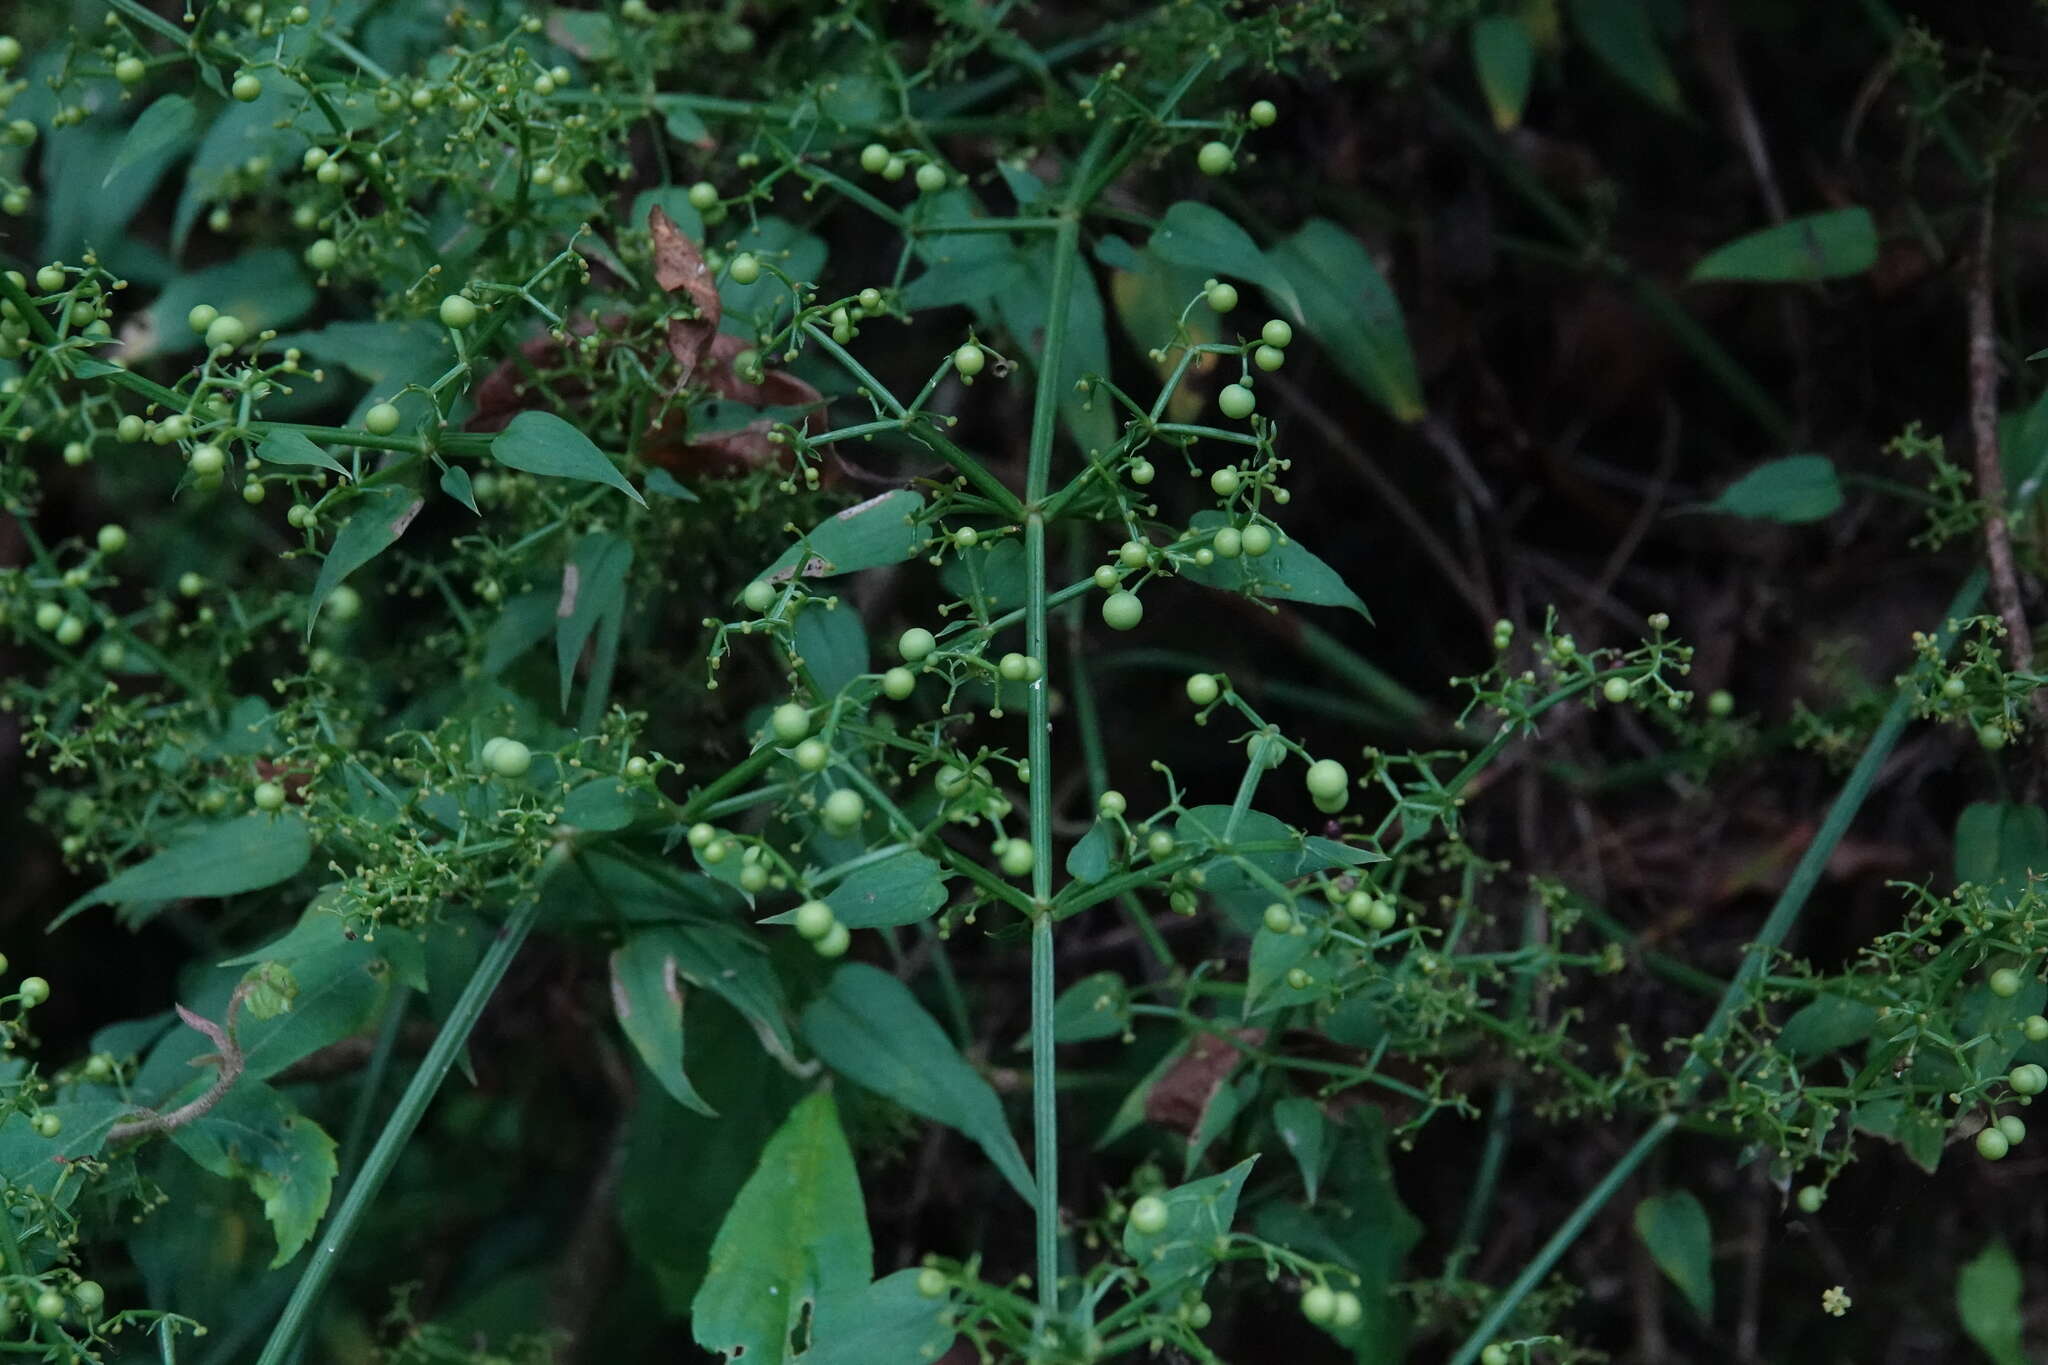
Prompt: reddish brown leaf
<box><xmin>648</xmin><ymin>207</ymin><xmax>721</xmax><ymax>387</ymax></box>
<box><xmin>1145</xmin><ymin>1028</ymin><xmax>1265</xmax><ymax>1136</ymax></box>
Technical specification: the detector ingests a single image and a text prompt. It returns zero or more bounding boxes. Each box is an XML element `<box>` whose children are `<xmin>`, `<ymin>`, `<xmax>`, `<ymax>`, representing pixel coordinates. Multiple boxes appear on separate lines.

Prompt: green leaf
<box><xmin>996</xmin><ymin>242</ymin><xmax>1115</xmax><ymax>455</ymax></box>
<box><xmin>793</xmin><ymin>598</ymin><xmax>870</xmax><ymax>697</ymax></box>
<box><xmin>1045</xmin><ymin>971</ymin><xmax>1129</xmax><ymax>1044</ymax></box>
<box><xmin>1245</xmin><ymin>927</ymin><xmax>1331</xmax><ymax>1018</ymax></box>
<box><xmin>1471</xmin><ymin>16</ymin><xmax>1536</xmax><ymax>130</ymax></box>
<box><xmin>691</xmin><ymin>1090</ymin><xmax>872</xmax><ymax>1363</ymax></box>
<box><xmin>556</xmin><ymin>531</ymin><xmax>633</xmax><ymax>714</ymax></box>
<box><xmin>57</xmin><ymin>813</ymin><xmax>312</xmax><ymax>927</ymax></box>
<box><xmin>255</xmin><ymin>431</ymin><xmax>348</xmax><ymax>477</ymax></box>
<box><xmin>169</xmin><ymin>1079</ymin><xmax>337</xmax><ymax>1267</ymax></box>
<box><xmin>762</xmin><ymin>489</ymin><xmax>926</xmax><ymax>581</ymax></box>
<box><xmin>148</xmin><ymin>249</ymin><xmax>317</xmax><ymax>357</ymax></box>
<box><xmin>1304</xmin><ymin>836</ymin><xmax>1386</xmax><ymax>867</ymax></box>
<box><xmin>1269</xmin><ymin>219</ymin><xmax>1423</xmax><ymax>423</ymax></box>
<box><xmin>1700</xmin><ymin>455</ymin><xmax>1842</xmax><ymax>523</ymax></box>
<box><xmin>663</xmin><ymin>104</ymin><xmax>710</xmax><ymax>145</ymax></box>
<box><xmin>1633</xmin><ymin>1190</ymin><xmax>1714</xmax><ymax>1318</ymax></box>
<box><xmin>619</xmin><ymin>997</ymin><xmax>803</xmax><ymax>1312</ymax></box>
<box><xmin>1271</xmin><ymin>1096</ymin><xmax>1329</xmax><ymax>1203</ymax></box>
<box><xmin>1254</xmin><ymin>1113</ymin><xmax>1421</xmax><ymax>1359</ymax></box>
<box><xmin>1147</xmin><ymin>201</ymin><xmax>1299</xmax><ymax>316</ymax></box>
<box><xmin>822</xmin><ymin>851</ymin><xmax>947</xmax><ymax>929</ymax></box>
<box><xmin>1690</xmin><ymin>208</ymin><xmax>1877</xmax><ymax>284</ymax></box>
<box><xmin>482</xmin><ymin>590</ymin><xmax>556</xmax><ymax>676</ymax></box>
<box><xmin>1954</xmin><ymin>802</ymin><xmax>2048</xmax><ymax>900</ymax></box>
<box><xmin>611</xmin><ymin>930</ymin><xmax>716</xmax><ymax>1114</ymax></box>
<box><xmin>1180</xmin><ymin>511</ymin><xmax>1371</xmax><ymax>619</ymax></box>
<box><xmin>938</xmin><ymin>539</ymin><xmax>1027</xmax><ymax>616</ymax></box>
<box><xmin>1957</xmin><ymin>1241</ymin><xmax>2028</xmax><ymax>1365</ymax></box>
<box><xmin>798</xmin><ymin>963</ymin><xmax>1034</xmax><ymax>1203</ymax></box>
<box><xmin>439</xmin><ymin>464</ymin><xmax>479</xmax><ymax>514</ymax></box>
<box><xmin>644</xmin><ymin>466</ymin><xmax>699</xmax><ymax>501</ymax></box>
<box><xmin>1066</xmin><ymin>819</ymin><xmax>1114</xmax><ymax>883</ymax></box>
<box><xmin>561</xmin><ymin>776</ymin><xmax>660</xmax><ymax>832</ymax></box>
<box><xmin>1567</xmin><ymin>0</ymin><xmax>1684</xmax><ymax>114</ymax></box>
<box><xmin>491</xmin><ymin>410</ymin><xmax>645</xmax><ymax>505</ymax></box>
<box><xmin>309</xmin><ymin>484</ymin><xmax>423</xmax><ymax>633</ymax></box>
<box><xmin>720</xmin><ymin>216</ymin><xmax>828</xmax><ymax>317</ymax></box>
<box><xmin>1777</xmin><ymin>993</ymin><xmax>1877</xmax><ymax>1060</ymax></box>
<box><xmin>1122</xmin><ymin>1157</ymin><xmax>1257</xmax><ymax>1291</ymax></box>
<box><xmin>105</xmin><ymin>93</ymin><xmax>198</xmax><ymax>188</ymax></box>
<box><xmin>803</xmin><ymin>1269</ymin><xmax>956</xmax><ymax>1365</ymax></box>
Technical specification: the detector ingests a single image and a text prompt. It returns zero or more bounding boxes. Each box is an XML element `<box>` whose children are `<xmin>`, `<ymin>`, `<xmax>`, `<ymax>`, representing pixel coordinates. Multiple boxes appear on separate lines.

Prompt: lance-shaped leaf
<box><xmin>55</xmin><ymin>813</ymin><xmax>312</xmax><ymax>928</ymax></box>
<box><xmin>1634</xmin><ymin>1189</ymin><xmax>1714</xmax><ymax>1318</ymax></box>
<box><xmin>760</xmin><ymin>489</ymin><xmax>925</xmax><ymax>582</ymax></box>
<box><xmin>611</xmin><ymin>931</ymin><xmax>716</xmax><ymax>1115</ymax></box>
<box><xmin>556</xmin><ymin>531</ymin><xmax>633</xmax><ymax>714</ymax></box>
<box><xmin>799</xmin><ymin>963</ymin><xmax>1034</xmax><ymax>1202</ymax></box>
<box><xmin>169</xmin><ymin>1079</ymin><xmax>338</xmax><ymax>1267</ymax></box>
<box><xmin>492</xmin><ymin>410</ymin><xmax>646</xmax><ymax>505</ymax></box>
<box><xmin>308</xmin><ymin>484</ymin><xmax>423</xmax><ymax>634</ymax></box>
<box><xmin>1122</xmin><ymin>1157</ymin><xmax>1258</xmax><ymax>1291</ymax></box>
<box><xmin>691</xmin><ymin>1091</ymin><xmax>872</xmax><ymax>1362</ymax></box>
<box><xmin>1690</xmin><ymin>207</ymin><xmax>1876</xmax><ymax>284</ymax></box>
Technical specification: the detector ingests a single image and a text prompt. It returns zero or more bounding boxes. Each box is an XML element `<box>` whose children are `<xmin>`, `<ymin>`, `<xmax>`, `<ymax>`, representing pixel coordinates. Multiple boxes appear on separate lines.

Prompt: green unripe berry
<box><xmin>1098</xmin><ymin>790</ymin><xmax>1127</xmax><ymax>818</ymax></box>
<box><xmin>859</xmin><ymin>143</ymin><xmax>890</xmax><ymax>174</ymax></box>
<box><xmin>793</xmin><ymin>739</ymin><xmax>830</xmax><ymax>772</ymax></box>
<box><xmin>72</xmin><ymin>1280</ymin><xmax>103</xmax><ymax>1314</ymax></box>
<box><xmin>1240</xmin><ymin>523</ymin><xmax>1273</xmax><ymax>556</ymax></box>
<box><xmin>178</xmin><ymin>571</ymin><xmax>205</xmax><ymax>597</ymax></box>
<box><xmin>741</xmin><ymin>579</ymin><xmax>776</xmax><ymax>613</ymax></box>
<box><xmin>1205</xmin><ymin>282</ymin><xmax>1238</xmax><ymax>313</ymax></box>
<box><xmin>188</xmin><ymin>304</ymin><xmax>221</xmax><ymax>337</ymax></box>
<box><xmin>1795</xmin><ymin>1185</ymin><xmax>1825</xmax><ymax>1213</ymax></box>
<box><xmin>953</xmin><ymin>343</ymin><xmax>985</xmax><ymax>378</ymax></box>
<box><xmin>1286</xmin><ymin>966</ymin><xmax>1313</xmax><ymax>990</ymax></box>
<box><xmin>915</xmin><ymin>1267</ymin><xmax>948</xmax><ymax>1298</ymax></box>
<box><xmin>915</xmin><ymin>162</ymin><xmax>947</xmax><ymax>194</ymax></box>
<box><xmin>1978</xmin><ymin>1127</ymin><xmax>2010</xmax><ymax>1161</ymax></box>
<box><xmin>1118</xmin><ymin>539</ymin><xmax>1150</xmax><ymax>568</ymax></box>
<box><xmin>363</xmin><ymin>402</ymin><xmax>401</xmax><ymax>436</ymax></box>
<box><xmin>881</xmin><ymin>667</ymin><xmax>916</xmax><ymax>700</ymax></box>
<box><xmin>34</xmin><ymin>1288</ymin><xmax>66</xmax><ymax>1319</ymax></box>
<box><xmin>232</xmin><ymin>73</ymin><xmax>263</xmax><ymax>102</ymax></box>
<box><xmin>439</xmin><ymin>294</ymin><xmax>478</xmax><ymax>329</ymax></box>
<box><xmin>998</xmin><ymin>652</ymin><xmax>1030</xmax><ymax>682</ymax></box>
<box><xmin>1261</xmin><ymin>319</ymin><xmax>1293</xmax><ymax>349</ymax></box>
<box><xmin>1989</xmin><ymin>967</ymin><xmax>2024</xmax><ymax>998</ymax></box>
<box><xmin>1127</xmin><ymin>1195</ymin><xmax>1169</xmax><ymax>1235</ymax></box>
<box><xmin>1254</xmin><ymin>344</ymin><xmax>1285</xmax><ymax>371</ymax></box>
<box><xmin>1942</xmin><ymin>675</ymin><xmax>1967</xmax><ymax>699</ymax></box>
<box><xmin>729</xmin><ymin>253</ymin><xmax>761</xmax><ymax>285</ymax></box>
<box><xmin>815</xmin><ymin>922</ymin><xmax>851</xmax><ymax>958</ymax></box>
<box><xmin>118</xmin><ymin>415</ymin><xmax>145</xmax><ymax>443</ymax></box>
<box><xmin>899</xmin><ymin>627</ymin><xmax>936</xmax><ymax>662</ymax></box>
<box><xmin>794</xmin><ymin>900</ymin><xmax>836</xmax><ymax>940</ymax></box>
<box><xmin>999</xmin><ymin>839</ymin><xmax>1035</xmax><ymax>877</ymax></box>
<box><xmin>96</xmin><ymin>524</ymin><xmax>127</xmax><ymax>555</ymax></box>
<box><xmin>0</xmin><ymin>37</ymin><xmax>19</xmax><ymax>69</ymax></box>
<box><xmin>1262</xmin><ymin>903</ymin><xmax>1295</xmax><ymax>934</ymax></box>
<box><xmin>1331</xmin><ymin>1291</ymin><xmax>1362</xmax><ymax>1329</ymax></box>
<box><xmin>54</xmin><ymin>614</ymin><xmax>84</xmax><ymax>646</ymax></box>
<box><xmin>687</xmin><ymin>181</ymin><xmax>719</xmax><ymax>210</ymax></box>
<box><xmin>1602</xmin><ymin>676</ymin><xmax>1632</xmax><ymax>704</ymax></box>
<box><xmin>1997</xmin><ymin>1114</ymin><xmax>2026</xmax><ymax>1145</ymax></box>
<box><xmin>1196</xmin><ymin>140</ymin><xmax>1233</xmax><ymax>176</ymax></box>
<box><xmin>1981</xmin><ymin>724</ymin><xmax>2009</xmax><ymax>751</ymax></box>
<box><xmin>2010</xmin><ymin>1063</ymin><xmax>2048</xmax><ymax>1096</ymax></box>
<box><xmin>1101</xmin><ymin>591</ymin><xmax>1143</xmax><ymax>631</ymax></box>
<box><xmin>1249</xmin><ymin>99</ymin><xmax>1278</xmax><ymax>127</ymax></box>
<box><xmin>113</xmin><ymin>54</ymin><xmax>147</xmax><ymax>84</ymax></box>
<box><xmin>1305</xmin><ymin>758</ymin><xmax>1348</xmax><ymax>803</ymax></box>
<box><xmin>35</xmin><ymin>264</ymin><xmax>65</xmax><ymax>293</ymax></box>
<box><xmin>1300</xmin><ymin>1284</ymin><xmax>1337</xmax><ymax>1325</ymax></box>
<box><xmin>881</xmin><ymin>156</ymin><xmax>906</xmax><ymax>181</ymax></box>
<box><xmin>1217</xmin><ymin>383</ymin><xmax>1255</xmax><ymax>420</ymax></box>
<box><xmin>1707</xmin><ymin>689</ymin><xmax>1735</xmax><ymax>717</ymax></box>
<box><xmin>34</xmin><ymin>602</ymin><xmax>62</xmax><ymax>633</ymax></box>
<box><xmin>821</xmin><ymin>788</ymin><xmax>865</xmax><ymax>835</ymax></box>
<box><xmin>687</xmin><ymin>822</ymin><xmax>716</xmax><ymax>849</ymax></box>
<box><xmin>1481</xmin><ymin>1348</ymin><xmax>1511</xmax><ymax>1365</ymax></box>
<box><xmin>1210</xmin><ymin>467</ymin><xmax>1241</xmax><ymax>497</ymax></box>
<box><xmin>1146</xmin><ymin>828</ymin><xmax>1175</xmax><ymax>861</ymax></box>
<box><xmin>252</xmin><ymin>781</ymin><xmax>286</xmax><ymax>811</ymax></box>
<box><xmin>1212</xmin><ymin>526</ymin><xmax>1242</xmax><ymax>558</ymax></box>
<box><xmin>204</xmin><ymin>314</ymin><xmax>248</xmax><ymax>351</ymax></box>
<box><xmin>1129</xmin><ymin>458</ymin><xmax>1155</xmax><ymax>485</ymax></box>
<box><xmin>1186</xmin><ymin>673</ymin><xmax>1220</xmax><ymax>706</ymax></box>
<box><xmin>770</xmin><ymin>702</ymin><xmax>811</xmax><ymax>744</ymax></box>
<box><xmin>624</xmin><ymin>756</ymin><xmax>651</xmax><ymax>779</ymax></box>
<box><xmin>1366</xmin><ymin>898</ymin><xmax>1398</xmax><ymax>931</ymax></box>
<box><xmin>2024</xmin><ymin>1014</ymin><xmax>2048</xmax><ymax>1042</ymax></box>
<box><xmin>486</xmin><ymin>738</ymin><xmax>532</xmax><ymax>778</ymax></box>
<box><xmin>19</xmin><ymin>976</ymin><xmax>50</xmax><ymax>1006</ymax></box>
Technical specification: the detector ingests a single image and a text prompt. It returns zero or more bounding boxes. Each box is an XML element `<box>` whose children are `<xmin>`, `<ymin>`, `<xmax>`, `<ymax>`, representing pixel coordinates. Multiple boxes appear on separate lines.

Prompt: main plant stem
<box><xmin>1025</xmin><ymin>200</ymin><xmax>1081</xmax><ymax>1318</ymax></box>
